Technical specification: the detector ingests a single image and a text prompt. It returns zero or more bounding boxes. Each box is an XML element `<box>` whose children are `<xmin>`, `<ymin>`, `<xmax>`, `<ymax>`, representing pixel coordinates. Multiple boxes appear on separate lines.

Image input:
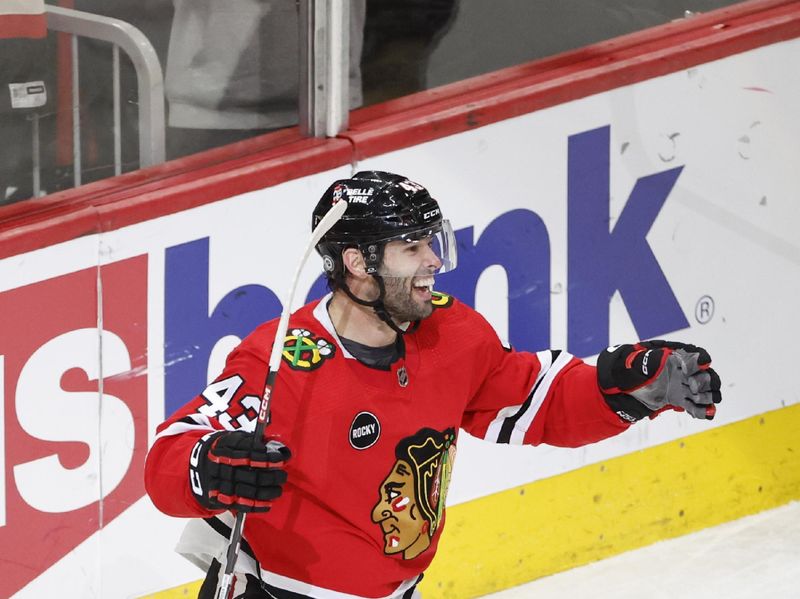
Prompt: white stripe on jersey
<box><xmin>483</xmin><ymin>350</ymin><xmax>552</xmax><ymax>443</ymax></box>
<box><xmin>313</xmin><ymin>293</ymin><xmax>357</xmax><ymax>360</ymax></box>
<box><xmin>483</xmin><ymin>350</ymin><xmax>574</xmax><ymax>445</ymax></box>
<box><xmin>260</xmin><ymin>566</ymin><xmax>420</xmax><ymax>599</ymax></box>
<box><xmin>179</xmin><ymin>513</ymin><xmax>421</xmax><ymax>599</ymax></box>
<box><xmin>153</xmin><ymin>413</ymin><xmax>214</xmax><ymax>441</ymax></box>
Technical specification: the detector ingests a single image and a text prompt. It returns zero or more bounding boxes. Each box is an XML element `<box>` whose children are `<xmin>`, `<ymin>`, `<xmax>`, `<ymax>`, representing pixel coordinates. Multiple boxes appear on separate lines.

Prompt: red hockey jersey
<box><xmin>144</xmin><ymin>292</ymin><xmax>629</xmax><ymax>598</ymax></box>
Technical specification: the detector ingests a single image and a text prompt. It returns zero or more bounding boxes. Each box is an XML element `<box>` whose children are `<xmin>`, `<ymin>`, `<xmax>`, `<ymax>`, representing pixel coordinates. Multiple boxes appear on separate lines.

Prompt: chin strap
<box><xmin>341</xmin><ymin>275</ymin><xmax>408</xmax><ymax>337</ymax></box>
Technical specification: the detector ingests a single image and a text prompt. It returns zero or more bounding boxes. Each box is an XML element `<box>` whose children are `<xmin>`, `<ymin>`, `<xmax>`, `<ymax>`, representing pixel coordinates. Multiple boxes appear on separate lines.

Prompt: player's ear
<box><xmin>342</xmin><ymin>248</ymin><xmax>369</xmax><ymax>279</ymax></box>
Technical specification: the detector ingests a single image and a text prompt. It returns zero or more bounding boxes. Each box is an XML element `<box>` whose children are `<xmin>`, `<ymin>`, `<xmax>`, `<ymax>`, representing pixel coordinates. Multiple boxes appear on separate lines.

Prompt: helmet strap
<box><xmin>341</xmin><ymin>275</ymin><xmax>407</xmax><ymax>337</ymax></box>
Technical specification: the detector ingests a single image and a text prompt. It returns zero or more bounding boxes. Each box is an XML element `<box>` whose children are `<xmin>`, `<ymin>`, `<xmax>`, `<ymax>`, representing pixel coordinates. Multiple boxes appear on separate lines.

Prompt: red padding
<box><xmin>0</xmin><ymin>14</ymin><xmax>46</xmax><ymax>39</ymax></box>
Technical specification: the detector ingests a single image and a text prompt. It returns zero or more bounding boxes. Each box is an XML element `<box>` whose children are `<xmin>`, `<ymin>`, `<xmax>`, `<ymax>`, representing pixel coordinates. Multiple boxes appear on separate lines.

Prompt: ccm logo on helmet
<box><xmin>423</xmin><ymin>208</ymin><xmax>440</xmax><ymax>220</ymax></box>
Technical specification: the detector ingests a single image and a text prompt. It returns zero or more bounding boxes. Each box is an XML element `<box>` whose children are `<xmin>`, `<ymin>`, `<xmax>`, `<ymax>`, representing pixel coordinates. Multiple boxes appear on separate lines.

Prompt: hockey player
<box><xmin>144</xmin><ymin>171</ymin><xmax>722</xmax><ymax>599</ymax></box>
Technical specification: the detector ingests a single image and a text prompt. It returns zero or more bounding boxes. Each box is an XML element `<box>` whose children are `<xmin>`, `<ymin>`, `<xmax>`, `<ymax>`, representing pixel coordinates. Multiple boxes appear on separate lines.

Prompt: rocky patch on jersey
<box><xmin>281</xmin><ymin>328</ymin><xmax>335</xmax><ymax>370</ymax></box>
<box><xmin>371</xmin><ymin>427</ymin><xmax>456</xmax><ymax>560</ymax></box>
<box><xmin>350</xmin><ymin>411</ymin><xmax>381</xmax><ymax>450</ymax></box>
<box><xmin>431</xmin><ymin>291</ymin><xmax>453</xmax><ymax>309</ymax></box>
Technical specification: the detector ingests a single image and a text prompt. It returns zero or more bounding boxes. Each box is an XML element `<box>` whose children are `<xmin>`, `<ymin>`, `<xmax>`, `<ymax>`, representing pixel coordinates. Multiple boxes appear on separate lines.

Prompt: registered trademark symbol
<box><xmin>695</xmin><ymin>295</ymin><xmax>715</xmax><ymax>324</ymax></box>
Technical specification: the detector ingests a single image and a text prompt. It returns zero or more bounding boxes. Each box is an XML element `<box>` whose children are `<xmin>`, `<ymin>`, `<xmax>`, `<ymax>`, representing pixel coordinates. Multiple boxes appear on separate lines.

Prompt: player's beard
<box><xmin>381</xmin><ymin>275</ymin><xmax>434</xmax><ymax>324</ymax></box>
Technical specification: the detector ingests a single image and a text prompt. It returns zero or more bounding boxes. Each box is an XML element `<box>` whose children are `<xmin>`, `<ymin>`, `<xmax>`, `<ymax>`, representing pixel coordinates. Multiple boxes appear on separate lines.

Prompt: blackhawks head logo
<box><xmin>281</xmin><ymin>328</ymin><xmax>336</xmax><ymax>370</ymax></box>
<box><xmin>371</xmin><ymin>427</ymin><xmax>456</xmax><ymax>560</ymax></box>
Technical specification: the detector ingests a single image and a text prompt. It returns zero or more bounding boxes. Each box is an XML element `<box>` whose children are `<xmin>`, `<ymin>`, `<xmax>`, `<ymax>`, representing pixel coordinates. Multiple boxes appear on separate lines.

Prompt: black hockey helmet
<box><xmin>313</xmin><ymin>171</ymin><xmax>457</xmax><ymax>283</ymax></box>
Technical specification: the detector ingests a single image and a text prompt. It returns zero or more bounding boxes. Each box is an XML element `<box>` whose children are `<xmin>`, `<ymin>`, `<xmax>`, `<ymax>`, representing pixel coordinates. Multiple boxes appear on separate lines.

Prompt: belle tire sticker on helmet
<box><xmin>281</xmin><ymin>329</ymin><xmax>336</xmax><ymax>370</ymax></box>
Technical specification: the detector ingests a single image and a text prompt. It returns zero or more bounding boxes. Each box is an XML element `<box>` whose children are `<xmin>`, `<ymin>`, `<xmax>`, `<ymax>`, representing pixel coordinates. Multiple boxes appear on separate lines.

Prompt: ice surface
<box><xmin>483</xmin><ymin>501</ymin><xmax>800</xmax><ymax>598</ymax></box>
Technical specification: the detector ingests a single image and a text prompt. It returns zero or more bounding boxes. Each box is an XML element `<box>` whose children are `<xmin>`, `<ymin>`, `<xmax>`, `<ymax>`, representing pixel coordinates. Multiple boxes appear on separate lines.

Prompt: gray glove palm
<box><xmin>598</xmin><ymin>340</ymin><xmax>722</xmax><ymax>423</ymax></box>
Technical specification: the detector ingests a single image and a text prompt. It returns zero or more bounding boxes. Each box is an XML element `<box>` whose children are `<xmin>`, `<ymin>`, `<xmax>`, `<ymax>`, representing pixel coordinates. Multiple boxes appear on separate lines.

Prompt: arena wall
<box><xmin>0</xmin><ymin>1</ymin><xmax>797</xmax><ymax>596</ymax></box>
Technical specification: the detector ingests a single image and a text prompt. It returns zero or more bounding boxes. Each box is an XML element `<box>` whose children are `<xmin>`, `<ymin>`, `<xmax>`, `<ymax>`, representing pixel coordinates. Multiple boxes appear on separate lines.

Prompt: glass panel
<box><xmin>0</xmin><ymin>0</ymin><xmax>752</xmax><ymax>208</ymax></box>
<box><xmin>361</xmin><ymin>0</ymin><xmax>747</xmax><ymax>105</ymax></box>
<box><xmin>1</xmin><ymin>12</ymin><xmax>57</xmax><ymax>204</ymax></box>
<box><xmin>0</xmin><ymin>0</ymin><xmax>315</xmax><ymax>206</ymax></box>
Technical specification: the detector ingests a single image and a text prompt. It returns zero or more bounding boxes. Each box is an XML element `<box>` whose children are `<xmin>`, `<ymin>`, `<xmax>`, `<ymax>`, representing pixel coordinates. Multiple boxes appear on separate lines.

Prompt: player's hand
<box><xmin>189</xmin><ymin>430</ymin><xmax>291</xmax><ymax>513</ymax></box>
<box><xmin>597</xmin><ymin>340</ymin><xmax>722</xmax><ymax>423</ymax></box>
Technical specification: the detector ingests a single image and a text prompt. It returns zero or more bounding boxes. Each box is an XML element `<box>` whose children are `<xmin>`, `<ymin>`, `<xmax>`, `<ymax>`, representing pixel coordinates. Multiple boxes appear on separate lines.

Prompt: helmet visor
<box><xmin>375</xmin><ymin>219</ymin><xmax>458</xmax><ymax>279</ymax></box>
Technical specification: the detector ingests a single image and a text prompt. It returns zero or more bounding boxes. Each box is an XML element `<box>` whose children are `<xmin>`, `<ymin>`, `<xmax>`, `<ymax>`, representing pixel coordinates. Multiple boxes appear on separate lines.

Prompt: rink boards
<box><xmin>1</xmin><ymin>3</ymin><xmax>799</xmax><ymax>598</ymax></box>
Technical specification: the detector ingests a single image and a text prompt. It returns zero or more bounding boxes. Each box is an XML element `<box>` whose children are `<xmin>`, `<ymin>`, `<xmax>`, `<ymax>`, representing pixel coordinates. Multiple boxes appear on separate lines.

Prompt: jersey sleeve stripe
<box><xmin>154</xmin><ymin>413</ymin><xmax>215</xmax><ymax>441</ymax></box>
<box><xmin>500</xmin><ymin>350</ymin><xmax>562</xmax><ymax>444</ymax></box>
<box><xmin>483</xmin><ymin>350</ymin><xmax>554</xmax><ymax>443</ymax></box>
<box><xmin>259</xmin><ymin>567</ymin><xmax>421</xmax><ymax>599</ymax></box>
<box><xmin>490</xmin><ymin>350</ymin><xmax>575</xmax><ymax>445</ymax></box>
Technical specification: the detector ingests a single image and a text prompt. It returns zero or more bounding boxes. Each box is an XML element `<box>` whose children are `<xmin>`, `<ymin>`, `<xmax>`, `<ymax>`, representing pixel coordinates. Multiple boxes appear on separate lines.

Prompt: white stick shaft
<box><xmin>214</xmin><ymin>199</ymin><xmax>347</xmax><ymax>599</ymax></box>
<box><xmin>268</xmin><ymin>199</ymin><xmax>348</xmax><ymax>371</ymax></box>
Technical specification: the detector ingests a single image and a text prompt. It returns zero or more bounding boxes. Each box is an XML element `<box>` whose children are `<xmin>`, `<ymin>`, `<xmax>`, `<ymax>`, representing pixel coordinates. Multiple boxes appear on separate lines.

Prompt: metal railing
<box><xmin>44</xmin><ymin>4</ymin><xmax>165</xmax><ymax>190</ymax></box>
<box><xmin>19</xmin><ymin>2</ymin><xmax>346</xmax><ymax>198</ymax></box>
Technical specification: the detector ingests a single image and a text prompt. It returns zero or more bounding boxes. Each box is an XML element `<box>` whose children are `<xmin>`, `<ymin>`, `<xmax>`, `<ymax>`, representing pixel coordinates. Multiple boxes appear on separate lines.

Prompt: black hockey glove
<box><xmin>598</xmin><ymin>340</ymin><xmax>722</xmax><ymax>423</ymax></box>
<box><xmin>189</xmin><ymin>430</ymin><xmax>291</xmax><ymax>513</ymax></box>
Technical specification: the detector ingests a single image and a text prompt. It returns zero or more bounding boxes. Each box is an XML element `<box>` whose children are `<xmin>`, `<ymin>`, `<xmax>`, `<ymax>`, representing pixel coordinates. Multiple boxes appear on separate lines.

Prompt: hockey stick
<box><xmin>215</xmin><ymin>198</ymin><xmax>348</xmax><ymax>599</ymax></box>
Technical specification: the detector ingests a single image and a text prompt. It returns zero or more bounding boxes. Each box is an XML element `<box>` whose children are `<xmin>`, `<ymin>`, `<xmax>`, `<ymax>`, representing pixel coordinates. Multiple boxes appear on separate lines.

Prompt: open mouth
<box><xmin>412</xmin><ymin>276</ymin><xmax>435</xmax><ymax>299</ymax></box>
